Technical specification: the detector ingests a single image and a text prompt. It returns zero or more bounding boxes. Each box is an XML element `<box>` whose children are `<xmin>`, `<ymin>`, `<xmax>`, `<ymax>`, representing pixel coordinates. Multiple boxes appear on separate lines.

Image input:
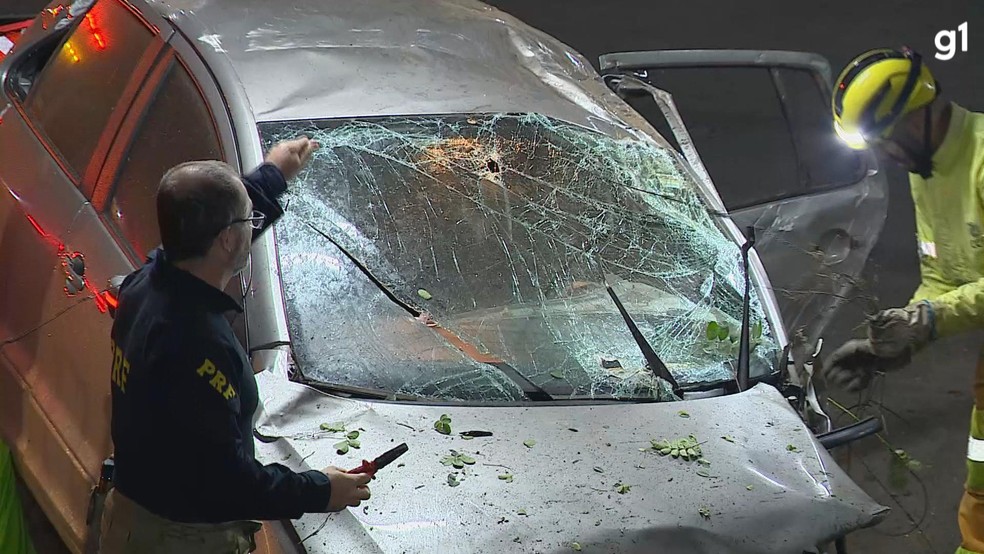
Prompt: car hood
<box><xmin>253</xmin><ymin>352</ymin><xmax>886</xmax><ymax>553</ymax></box>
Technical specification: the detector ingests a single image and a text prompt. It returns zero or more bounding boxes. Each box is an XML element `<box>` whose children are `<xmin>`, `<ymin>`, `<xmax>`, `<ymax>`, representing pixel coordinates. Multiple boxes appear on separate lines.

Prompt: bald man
<box><xmin>99</xmin><ymin>139</ymin><xmax>371</xmax><ymax>553</ymax></box>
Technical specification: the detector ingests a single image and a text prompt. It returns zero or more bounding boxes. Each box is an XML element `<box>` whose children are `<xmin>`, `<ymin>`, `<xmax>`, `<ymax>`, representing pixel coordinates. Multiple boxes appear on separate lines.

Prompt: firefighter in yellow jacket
<box><xmin>823</xmin><ymin>47</ymin><xmax>984</xmax><ymax>553</ymax></box>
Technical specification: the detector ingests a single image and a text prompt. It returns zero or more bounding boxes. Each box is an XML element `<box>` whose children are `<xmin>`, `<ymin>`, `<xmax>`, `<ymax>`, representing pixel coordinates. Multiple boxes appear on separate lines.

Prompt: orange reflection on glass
<box><xmin>63</xmin><ymin>41</ymin><xmax>80</xmax><ymax>63</ymax></box>
<box><xmin>85</xmin><ymin>13</ymin><xmax>106</xmax><ymax>50</ymax></box>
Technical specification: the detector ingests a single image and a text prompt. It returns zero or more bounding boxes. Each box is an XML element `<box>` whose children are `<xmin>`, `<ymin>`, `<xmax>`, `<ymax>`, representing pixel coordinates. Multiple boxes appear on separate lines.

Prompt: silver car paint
<box><xmin>0</xmin><ymin>0</ymin><xmax>887</xmax><ymax>549</ymax></box>
<box><xmin>253</xmin><ymin>349</ymin><xmax>886</xmax><ymax>553</ymax></box>
<box><xmin>143</xmin><ymin>0</ymin><xmax>884</xmax><ymax>548</ymax></box>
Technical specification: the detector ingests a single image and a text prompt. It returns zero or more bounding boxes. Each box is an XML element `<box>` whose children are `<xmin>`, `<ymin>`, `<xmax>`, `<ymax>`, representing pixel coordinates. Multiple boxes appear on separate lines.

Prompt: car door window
<box><xmin>641</xmin><ymin>67</ymin><xmax>863</xmax><ymax>210</ymax></box>
<box><xmin>105</xmin><ymin>58</ymin><xmax>222</xmax><ymax>258</ymax></box>
<box><xmin>23</xmin><ymin>0</ymin><xmax>155</xmax><ymax>180</ymax></box>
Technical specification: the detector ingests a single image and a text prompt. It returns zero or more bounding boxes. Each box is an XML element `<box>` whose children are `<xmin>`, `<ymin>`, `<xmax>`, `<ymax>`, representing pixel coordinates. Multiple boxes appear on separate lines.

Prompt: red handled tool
<box><xmin>347</xmin><ymin>443</ymin><xmax>408</xmax><ymax>477</ymax></box>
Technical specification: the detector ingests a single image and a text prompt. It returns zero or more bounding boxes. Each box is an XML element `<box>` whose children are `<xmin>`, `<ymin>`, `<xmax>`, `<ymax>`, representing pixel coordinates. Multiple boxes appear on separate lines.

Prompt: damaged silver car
<box><xmin>0</xmin><ymin>0</ymin><xmax>888</xmax><ymax>552</ymax></box>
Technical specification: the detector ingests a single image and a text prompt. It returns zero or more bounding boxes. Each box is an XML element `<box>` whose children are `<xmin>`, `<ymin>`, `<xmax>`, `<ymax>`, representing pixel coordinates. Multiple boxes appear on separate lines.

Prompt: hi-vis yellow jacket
<box><xmin>909</xmin><ymin>103</ymin><xmax>984</xmax><ymax>337</ymax></box>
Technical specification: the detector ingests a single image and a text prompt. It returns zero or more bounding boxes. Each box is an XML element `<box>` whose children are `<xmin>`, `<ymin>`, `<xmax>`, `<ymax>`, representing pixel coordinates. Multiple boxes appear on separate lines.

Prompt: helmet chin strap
<box><xmin>911</xmin><ymin>106</ymin><xmax>934</xmax><ymax>179</ymax></box>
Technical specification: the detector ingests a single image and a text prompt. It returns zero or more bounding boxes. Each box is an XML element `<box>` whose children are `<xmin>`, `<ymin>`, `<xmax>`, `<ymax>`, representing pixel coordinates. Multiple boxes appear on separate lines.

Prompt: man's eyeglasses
<box><xmin>227</xmin><ymin>210</ymin><xmax>266</xmax><ymax>230</ymax></box>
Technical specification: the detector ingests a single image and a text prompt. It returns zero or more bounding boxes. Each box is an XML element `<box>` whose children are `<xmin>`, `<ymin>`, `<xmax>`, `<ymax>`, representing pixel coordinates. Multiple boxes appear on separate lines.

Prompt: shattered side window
<box><xmin>260</xmin><ymin>114</ymin><xmax>779</xmax><ymax>402</ymax></box>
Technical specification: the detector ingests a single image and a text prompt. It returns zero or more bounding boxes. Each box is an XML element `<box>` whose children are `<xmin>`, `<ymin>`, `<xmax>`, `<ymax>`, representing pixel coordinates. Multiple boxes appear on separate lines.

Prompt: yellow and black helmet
<box><xmin>832</xmin><ymin>47</ymin><xmax>939</xmax><ymax>149</ymax></box>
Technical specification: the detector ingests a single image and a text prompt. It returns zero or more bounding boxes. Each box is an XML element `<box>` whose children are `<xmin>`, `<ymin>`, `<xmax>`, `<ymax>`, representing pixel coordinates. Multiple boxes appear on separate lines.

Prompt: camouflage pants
<box><xmin>99</xmin><ymin>490</ymin><xmax>261</xmax><ymax>554</ymax></box>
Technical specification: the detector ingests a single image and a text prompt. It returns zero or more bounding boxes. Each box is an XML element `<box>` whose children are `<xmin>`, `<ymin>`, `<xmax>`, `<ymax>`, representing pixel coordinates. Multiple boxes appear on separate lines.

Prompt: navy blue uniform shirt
<box><xmin>109</xmin><ymin>163</ymin><xmax>331</xmax><ymax>523</ymax></box>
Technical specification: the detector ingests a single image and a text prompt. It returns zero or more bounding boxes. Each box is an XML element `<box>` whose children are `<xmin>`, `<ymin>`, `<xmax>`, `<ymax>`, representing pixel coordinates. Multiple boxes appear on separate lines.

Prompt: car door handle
<box><xmin>63</xmin><ymin>252</ymin><xmax>86</xmax><ymax>295</ymax></box>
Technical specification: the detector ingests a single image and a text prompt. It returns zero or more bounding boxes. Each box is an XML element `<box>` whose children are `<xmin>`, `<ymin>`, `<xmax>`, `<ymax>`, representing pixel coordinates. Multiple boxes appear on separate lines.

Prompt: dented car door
<box><xmin>598</xmin><ymin>50</ymin><xmax>889</xmax><ymax>346</ymax></box>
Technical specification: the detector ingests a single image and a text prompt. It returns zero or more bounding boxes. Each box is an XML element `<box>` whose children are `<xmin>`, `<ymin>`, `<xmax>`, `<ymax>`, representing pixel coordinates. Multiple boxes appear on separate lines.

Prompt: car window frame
<box><xmin>2</xmin><ymin>0</ymin><xmax>167</xmax><ymax>196</ymax></box>
<box><xmin>92</xmin><ymin>45</ymin><xmax>230</xmax><ymax>264</ymax></box>
<box><xmin>598</xmin><ymin>51</ymin><xmax>870</xmax><ymax>212</ymax></box>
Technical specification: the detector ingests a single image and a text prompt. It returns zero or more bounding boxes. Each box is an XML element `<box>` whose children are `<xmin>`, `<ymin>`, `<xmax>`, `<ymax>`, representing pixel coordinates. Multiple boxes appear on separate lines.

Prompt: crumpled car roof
<box><xmin>155</xmin><ymin>0</ymin><xmax>665</xmax><ymax>142</ymax></box>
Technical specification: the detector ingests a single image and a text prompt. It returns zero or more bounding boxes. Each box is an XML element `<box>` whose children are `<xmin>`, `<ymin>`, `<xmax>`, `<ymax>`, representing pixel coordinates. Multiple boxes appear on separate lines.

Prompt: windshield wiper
<box><xmin>303</xmin><ymin>221</ymin><xmax>554</xmax><ymax>401</ymax></box>
<box><xmin>605</xmin><ymin>284</ymin><xmax>680</xmax><ymax>392</ymax></box>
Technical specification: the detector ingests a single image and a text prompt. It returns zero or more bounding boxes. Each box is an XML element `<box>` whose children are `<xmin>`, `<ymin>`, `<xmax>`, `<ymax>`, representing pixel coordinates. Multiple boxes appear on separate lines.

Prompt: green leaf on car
<box><xmin>334</xmin><ymin>441</ymin><xmax>350</xmax><ymax>455</ymax></box>
<box><xmin>418</xmin><ymin>289</ymin><xmax>433</xmax><ymax>300</ymax></box>
<box><xmin>442</xmin><ymin>450</ymin><xmax>476</xmax><ymax>469</ymax></box>
<box><xmin>434</xmin><ymin>414</ymin><xmax>452</xmax><ymax>435</ymax></box>
<box><xmin>346</xmin><ymin>430</ymin><xmax>360</xmax><ymax>440</ymax></box>
<box><xmin>320</xmin><ymin>422</ymin><xmax>346</xmax><ymax>432</ymax></box>
<box><xmin>498</xmin><ymin>474</ymin><xmax>514</xmax><ymax>483</ymax></box>
<box><xmin>550</xmin><ymin>370</ymin><xmax>565</xmax><ymax>379</ymax></box>
<box><xmin>523</xmin><ymin>439</ymin><xmax>536</xmax><ymax>448</ymax></box>
<box><xmin>650</xmin><ymin>435</ymin><xmax>703</xmax><ymax>463</ymax></box>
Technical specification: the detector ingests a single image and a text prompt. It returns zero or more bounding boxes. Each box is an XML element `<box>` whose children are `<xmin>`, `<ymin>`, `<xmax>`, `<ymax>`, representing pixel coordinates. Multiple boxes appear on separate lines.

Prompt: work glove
<box><xmin>823</xmin><ymin>339</ymin><xmax>912</xmax><ymax>391</ymax></box>
<box><xmin>867</xmin><ymin>301</ymin><xmax>935</xmax><ymax>358</ymax></box>
<box><xmin>822</xmin><ymin>301</ymin><xmax>936</xmax><ymax>391</ymax></box>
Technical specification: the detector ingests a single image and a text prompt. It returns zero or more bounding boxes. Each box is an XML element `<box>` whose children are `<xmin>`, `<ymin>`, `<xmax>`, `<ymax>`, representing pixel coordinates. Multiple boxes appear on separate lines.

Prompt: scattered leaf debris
<box><xmin>572</xmin><ymin>542</ymin><xmax>582</xmax><ymax>551</ymax></box>
<box><xmin>517</xmin><ymin>508</ymin><xmax>528</xmax><ymax>516</ymax></box>
<box><xmin>650</xmin><ymin>435</ymin><xmax>702</xmax><ymax>461</ymax></box>
<box><xmin>549</xmin><ymin>369</ymin><xmax>565</xmax><ymax>379</ymax></box>
<box><xmin>615</xmin><ymin>483</ymin><xmax>631</xmax><ymax>494</ymax></box>
<box><xmin>440</xmin><ymin>450</ymin><xmax>476</xmax><ymax>469</ymax></box>
<box><xmin>593</xmin><ymin>466</ymin><xmax>605</xmax><ymax>473</ymax></box>
<box><xmin>746</xmin><ymin>485</ymin><xmax>754</xmax><ymax>491</ymax></box>
<box><xmin>698</xmin><ymin>506</ymin><xmax>711</xmax><ymax>519</ymax></box>
<box><xmin>523</xmin><ymin>439</ymin><xmax>536</xmax><ymax>448</ymax></box>
<box><xmin>696</xmin><ymin>468</ymin><xmax>711</xmax><ymax>478</ymax></box>
<box><xmin>334</xmin><ymin>433</ymin><xmax>362</xmax><ymax>455</ymax></box>
<box><xmin>721</xmin><ymin>435</ymin><xmax>735</xmax><ymax>443</ymax></box>
<box><xmin>498</xmin><ymin>473</ymin><xmax>514</xmax><ymax>483</ymax></box>
<box><xmin>417</xmin><ymin>289</ymin><xmax>433</xmax><ymax>300</ymax></box>
<box><xmin>786</xmin><ymin>444</ymin><xmax>800</xmax><ymax>453</ymax></box>
<box><xmin>460</xmin><ymin>430</ymin><xmax>493</xmax><ymax>439</ymax></box>
<box><xmin>434</xmin><ymin>414</ymin><xmax>452</xmax><ymax>435</ymax></box>
<box><xmin>447</xmin><ymin>473</ymin><xmax>460</xmax><ymax>487</ymax></box>
<box><xmin>677</xmin><ymin>410</ymin><xmax>690</xmax><ymax>418</ymax></box>
<box><xmin>320</xmin><ymin>422</ymin><xmax>346</xmax><ymax>432</ymax></box>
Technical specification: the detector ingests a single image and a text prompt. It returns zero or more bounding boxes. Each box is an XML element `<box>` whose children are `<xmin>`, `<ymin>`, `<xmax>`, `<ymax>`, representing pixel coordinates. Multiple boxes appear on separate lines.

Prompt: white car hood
<box><xmin>252</xmin><ymin>357</ymin><xmax>885</xmax><ymax>554</ymax></box>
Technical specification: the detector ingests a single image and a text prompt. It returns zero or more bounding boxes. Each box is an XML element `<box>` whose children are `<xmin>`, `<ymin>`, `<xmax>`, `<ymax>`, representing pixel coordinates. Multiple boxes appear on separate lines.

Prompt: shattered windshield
<box><xmin>259</xmin><ymin>114</ymin><xmax>779</xmax><ymax>402</ymax></box>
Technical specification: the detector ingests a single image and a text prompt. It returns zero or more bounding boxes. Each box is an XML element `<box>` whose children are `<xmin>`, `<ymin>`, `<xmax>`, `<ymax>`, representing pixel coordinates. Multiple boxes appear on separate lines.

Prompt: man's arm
<box><xmin>911</xmin><ymin>165</ymin><xmax>984</xmax><ymax>337</ymax></box>
<box><xmin>159</xmin><ymin>337</ymin><xmax>331</xmax><ymax>521</ymax></box>
<box><xmin>244</xmin><ymin>137</ymin><xmax>320</xmax><ymax>241</ymax></box>
<box><xmin>243</xmin><ymin>163</ymin><xmax>287</xmax><ymax>239</ymax></box>
<box><xmin>926</xmin><ymin>279</ymin><xmax>984</xmax><ymax>337</ymax></box>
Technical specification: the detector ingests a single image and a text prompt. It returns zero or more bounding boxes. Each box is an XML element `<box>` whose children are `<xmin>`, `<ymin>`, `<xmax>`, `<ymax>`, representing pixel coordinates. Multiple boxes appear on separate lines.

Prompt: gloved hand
<box><xmin>823</xmin><ymin>338</ymin><xmax>913</xmax><ymax>391</ymax></box>
<box><xmin>867</xmin><ymin>300</ymin><xmax>935</xmax><ymax>358</ymax></box>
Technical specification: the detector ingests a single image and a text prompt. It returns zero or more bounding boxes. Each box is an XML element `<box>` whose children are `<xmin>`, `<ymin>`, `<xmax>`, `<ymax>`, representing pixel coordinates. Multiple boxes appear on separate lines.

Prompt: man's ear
<box><xmin>215</xmin><ymin>226</ymin><xmax>236</xmax><ymax>254</ymax></box>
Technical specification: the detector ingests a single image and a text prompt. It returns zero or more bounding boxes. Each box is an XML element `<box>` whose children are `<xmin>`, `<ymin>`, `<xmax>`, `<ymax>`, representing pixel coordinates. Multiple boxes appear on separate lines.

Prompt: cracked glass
<box><xmin>260</xmin><ymin>113</ymin><xmax>779</xmax><ymax>402</ymax></box>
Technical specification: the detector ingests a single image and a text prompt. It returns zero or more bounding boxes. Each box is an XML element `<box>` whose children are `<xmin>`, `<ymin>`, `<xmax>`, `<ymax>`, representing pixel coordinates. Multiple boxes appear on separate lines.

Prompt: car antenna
<box><xmin>736</xmin><ymin>226</ymin><xmax>755</xmax><ymax>391</ymax></box>
<box><xmin>603</xmin><ymin>279</ymin><xmax>680</xmax><ymax>393</ymax></box>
